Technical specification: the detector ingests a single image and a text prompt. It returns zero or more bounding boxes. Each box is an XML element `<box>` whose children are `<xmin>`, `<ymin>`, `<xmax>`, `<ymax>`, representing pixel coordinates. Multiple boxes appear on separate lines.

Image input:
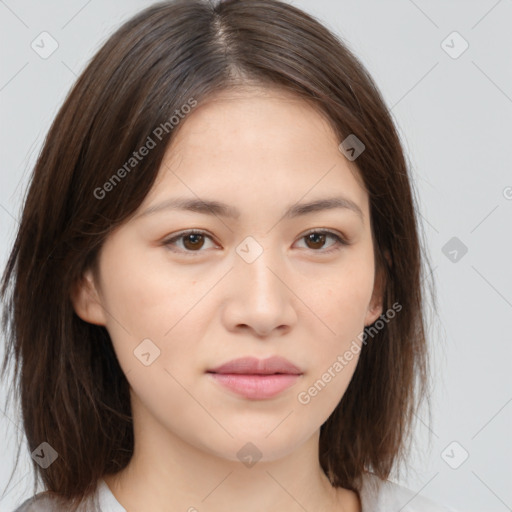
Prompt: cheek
<box><xmin>124</xmin><ymin>362</ymin><xmax>226</xmax><ymax>456</ymax></box>
<box><xmin>97</xmin><ymin>244</ymin><xmax>220</xmax><ymax>379</ymax></box>
<box><xmin>296</xmin><ymin>256</ymin><xmax>374</xmax><ymax>397</ymax></box>
<box><xmin>98</xmin><ymin>244</ymin><xmax>199</xmax><ymax>334</ymax></box>
<box><xmin>295</xmin><ymin>334</ymin><xmax>361</xmax><ymax>425</ymax></box>
<box><xmin>313</xmin><ymin>262</ymin><xmax>375</xmax><ymax>341</ymax></box>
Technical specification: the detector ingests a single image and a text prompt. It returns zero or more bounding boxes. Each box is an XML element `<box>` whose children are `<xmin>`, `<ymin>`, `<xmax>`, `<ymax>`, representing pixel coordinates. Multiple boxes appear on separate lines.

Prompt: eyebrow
<box><xmin>139</xmin><ymin>196</ymin><xmax>364</xmax><ymax>221</ymax></box>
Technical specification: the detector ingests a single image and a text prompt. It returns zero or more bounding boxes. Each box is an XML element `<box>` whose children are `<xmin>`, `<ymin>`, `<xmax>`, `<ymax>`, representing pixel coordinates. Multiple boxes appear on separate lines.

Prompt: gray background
<box><xmin>1</xmin><ymin>1</ymin><xmax>511</xmax><ymax>511</ymax></box>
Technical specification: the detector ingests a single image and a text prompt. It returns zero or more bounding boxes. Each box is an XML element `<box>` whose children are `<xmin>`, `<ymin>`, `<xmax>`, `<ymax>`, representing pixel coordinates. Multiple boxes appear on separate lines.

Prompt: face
<box><xmin>73</xmin><ymin>86</ymin><xmax>384</xmax><ymax>463</ymax></box>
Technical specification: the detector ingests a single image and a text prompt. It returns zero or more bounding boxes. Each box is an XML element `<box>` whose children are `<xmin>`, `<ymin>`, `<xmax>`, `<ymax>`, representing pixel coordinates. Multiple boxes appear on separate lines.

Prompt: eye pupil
<box><xmin>306</xmin><ymin>233</ymin><xmax>326</xmax><ymax>249</ymax></box>
<box><xmin>183</xmin><ymin>233</ymin><xmax>204</xmax><ymax>250</ymax></box>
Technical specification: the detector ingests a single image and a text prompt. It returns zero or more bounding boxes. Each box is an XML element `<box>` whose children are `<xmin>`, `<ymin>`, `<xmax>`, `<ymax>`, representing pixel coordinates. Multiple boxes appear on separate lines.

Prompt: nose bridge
<box><xmin>235</xmin><ymin>236</ymin><xmax>285</xmax><ymax>304</ymax></box>
<box><xmin>222</xmin><ymin>234</ymin><xmax>297</xmax><ymax>335</ymax></box>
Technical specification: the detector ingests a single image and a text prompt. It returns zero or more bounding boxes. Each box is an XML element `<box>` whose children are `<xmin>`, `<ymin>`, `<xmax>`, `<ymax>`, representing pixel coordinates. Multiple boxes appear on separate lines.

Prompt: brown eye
<box><xmin>182</xmin><ymin>233</ymin><xmax>205</xmax><ymax>251</ymax></box>
<box><xmin>163</xmin><ymin>230</ymin><xmax>216</xmax><ymax>255</ymax></box>
<box><xmin>296</xmin><ymin>230</ymin><xmax>347</xmax><ymax>253</ymax></box>
<box><xmin>304</xmin><ymin>232</ymin><xmax>327</xmax><ymax>250</ymax></box>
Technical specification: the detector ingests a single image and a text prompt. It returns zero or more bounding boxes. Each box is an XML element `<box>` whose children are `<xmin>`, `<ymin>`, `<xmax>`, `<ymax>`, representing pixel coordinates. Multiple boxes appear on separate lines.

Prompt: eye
<box><xmin>294</xmin><ymin>229</ymin><xmax>348</xmax><ymax>253</ymax></box>
<box><xmin>162</xmin><ymin>230</ymin><xmax>217</xmax><ymax>255</ymax></box>
<box><xmin>162</xmin><ymin>229</ymin><xmax>348</xmax><ymax>256</ymax></box>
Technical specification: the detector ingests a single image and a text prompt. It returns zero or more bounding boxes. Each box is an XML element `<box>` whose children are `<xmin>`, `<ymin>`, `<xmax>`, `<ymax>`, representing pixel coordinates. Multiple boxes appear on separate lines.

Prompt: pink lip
<box><xmin>207</xmin><ymin>356</ymin><xmax>303</xmax><ymax>400</ymax></box>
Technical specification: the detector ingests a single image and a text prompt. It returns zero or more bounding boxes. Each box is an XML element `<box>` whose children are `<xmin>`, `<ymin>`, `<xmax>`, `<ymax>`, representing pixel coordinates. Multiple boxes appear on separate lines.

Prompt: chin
<box><xmin>191</xmin><ymin>427</ymin><xmax>310</xmax><ymax>465</ymax></box>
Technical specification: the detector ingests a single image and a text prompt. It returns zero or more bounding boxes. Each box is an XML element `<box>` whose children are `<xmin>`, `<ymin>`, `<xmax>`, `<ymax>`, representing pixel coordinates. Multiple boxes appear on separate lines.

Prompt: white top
<box><xmin>13</xmin><ymin>473</ymin><xmax>458</xmax><ymax>511</ymax></box>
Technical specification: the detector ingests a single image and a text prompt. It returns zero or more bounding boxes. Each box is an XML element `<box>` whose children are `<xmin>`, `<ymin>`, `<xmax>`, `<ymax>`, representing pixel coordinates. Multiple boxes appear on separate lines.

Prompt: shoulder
<box><xmin>11</xmin><ymin>489</ymin><xmax>100</xmax><ymax>512</ymax></box>
<box><xmin>11</xmin><ymin>479</ymin><xmax>124</xmax><ymax>512</ymax></box>
<box><xmin>359</xmin><ymin>472</ymin><xmax>458</xmax><ymax>512</ymax></box>
<box><xmin>12</xmin><ymin>493</ymin><xmax>69</xmax><ymax>512</ymax></box>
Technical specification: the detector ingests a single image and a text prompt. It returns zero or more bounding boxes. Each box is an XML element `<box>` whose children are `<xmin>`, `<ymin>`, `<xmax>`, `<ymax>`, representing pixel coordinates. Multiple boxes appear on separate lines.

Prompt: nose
<box><xmin>221</xmin><ymin>242</ymin><xmax>298</xmax><ymax>338</ymax></box>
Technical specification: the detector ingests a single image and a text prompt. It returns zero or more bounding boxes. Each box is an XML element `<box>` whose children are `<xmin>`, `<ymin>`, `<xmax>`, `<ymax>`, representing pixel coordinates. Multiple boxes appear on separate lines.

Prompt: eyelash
<box><xmin>162</xmin><ymin>229</ymin><xmax>349</xmax><ymax>256</ymax></box>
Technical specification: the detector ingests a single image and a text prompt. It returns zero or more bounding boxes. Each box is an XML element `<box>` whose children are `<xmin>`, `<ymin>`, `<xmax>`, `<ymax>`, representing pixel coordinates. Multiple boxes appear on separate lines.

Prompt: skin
<box><xmin>72</xmin><ymin>86</ymin><xmax>385</xmax><ymax>512</ymax></box>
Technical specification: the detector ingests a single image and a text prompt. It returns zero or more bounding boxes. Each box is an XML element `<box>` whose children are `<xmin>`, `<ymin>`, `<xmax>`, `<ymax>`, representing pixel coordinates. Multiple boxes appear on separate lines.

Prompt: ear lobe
<box><xmin>70</xmin><ymin>269</ymin><xmax>107</xmax><ymax>326</ymax></box>
<box><xmin>364</xmin><ymin>262</ymin><xmax>386</xmax><ymax>327</ymax></box>
<box><xmin>364</xmin><ymin>297</ymin><xmax>383</xmax><ymax>327</ymax></box>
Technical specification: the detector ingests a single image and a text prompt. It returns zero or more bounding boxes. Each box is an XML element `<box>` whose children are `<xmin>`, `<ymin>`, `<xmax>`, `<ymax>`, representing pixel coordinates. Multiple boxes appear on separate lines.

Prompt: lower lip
<box><xmin>208</xmin><ymin>373</ymin><xmax>301</xmax><ymax>399</ymax></box>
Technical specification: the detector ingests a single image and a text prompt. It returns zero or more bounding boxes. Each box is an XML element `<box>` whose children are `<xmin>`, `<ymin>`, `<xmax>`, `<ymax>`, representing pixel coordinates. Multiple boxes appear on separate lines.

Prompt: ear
<box><xmin>364</xmin><ymin>250</ymin><xmax>390</xmax><ymax>327</ymax></box>
<box><xmin>70</xmin><ymin>268</ymin><xmax>107</xmax><ymax>326</ymax></box>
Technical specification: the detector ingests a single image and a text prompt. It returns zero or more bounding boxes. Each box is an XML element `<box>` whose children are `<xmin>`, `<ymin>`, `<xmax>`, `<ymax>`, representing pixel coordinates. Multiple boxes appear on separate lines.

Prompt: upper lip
<box><xmin>207</xmin><ymin>356</ymin><xmax>302</xmax><ymax>375</ymax></box>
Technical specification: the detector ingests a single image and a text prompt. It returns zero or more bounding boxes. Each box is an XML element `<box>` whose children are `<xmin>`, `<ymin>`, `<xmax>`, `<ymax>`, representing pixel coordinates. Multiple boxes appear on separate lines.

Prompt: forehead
<box><xmin>173</xmin><ymin>85</ymin><xmax>337</xmax><ymax>149</ymax></box>
<box><xmin>145</xmin><ymin>85</ymin><xmax>370</xmax><ymax>221</ymax></box>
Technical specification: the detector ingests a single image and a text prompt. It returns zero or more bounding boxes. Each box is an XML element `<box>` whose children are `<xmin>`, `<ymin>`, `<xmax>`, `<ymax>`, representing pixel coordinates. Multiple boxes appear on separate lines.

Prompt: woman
<box><xmin>2</xmin><ymin>0</ymin><xmax>456</xmax><ymax>510</ymax></box>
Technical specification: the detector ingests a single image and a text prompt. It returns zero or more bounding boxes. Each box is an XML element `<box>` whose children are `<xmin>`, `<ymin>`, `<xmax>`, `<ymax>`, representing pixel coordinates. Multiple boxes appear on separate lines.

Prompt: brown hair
<box><xmin>1</xmin><ymin>0</ymin><xmax>434</xmax><ymax>508</ymax></box>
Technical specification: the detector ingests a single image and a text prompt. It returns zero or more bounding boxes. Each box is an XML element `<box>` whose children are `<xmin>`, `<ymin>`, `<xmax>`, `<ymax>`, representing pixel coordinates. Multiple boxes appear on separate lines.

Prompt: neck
<box><xmin>103</xmin><ymin>397</ymin><xmax>360</xmax><ymax>511</ymax></box>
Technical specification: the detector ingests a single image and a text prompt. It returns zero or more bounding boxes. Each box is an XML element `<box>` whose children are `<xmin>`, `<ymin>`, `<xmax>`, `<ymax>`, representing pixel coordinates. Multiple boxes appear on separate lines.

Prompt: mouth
<box><xmin>206</xmin><ymin>356</ymin><xmax>303</xmax><ymax>399</ymax></box>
